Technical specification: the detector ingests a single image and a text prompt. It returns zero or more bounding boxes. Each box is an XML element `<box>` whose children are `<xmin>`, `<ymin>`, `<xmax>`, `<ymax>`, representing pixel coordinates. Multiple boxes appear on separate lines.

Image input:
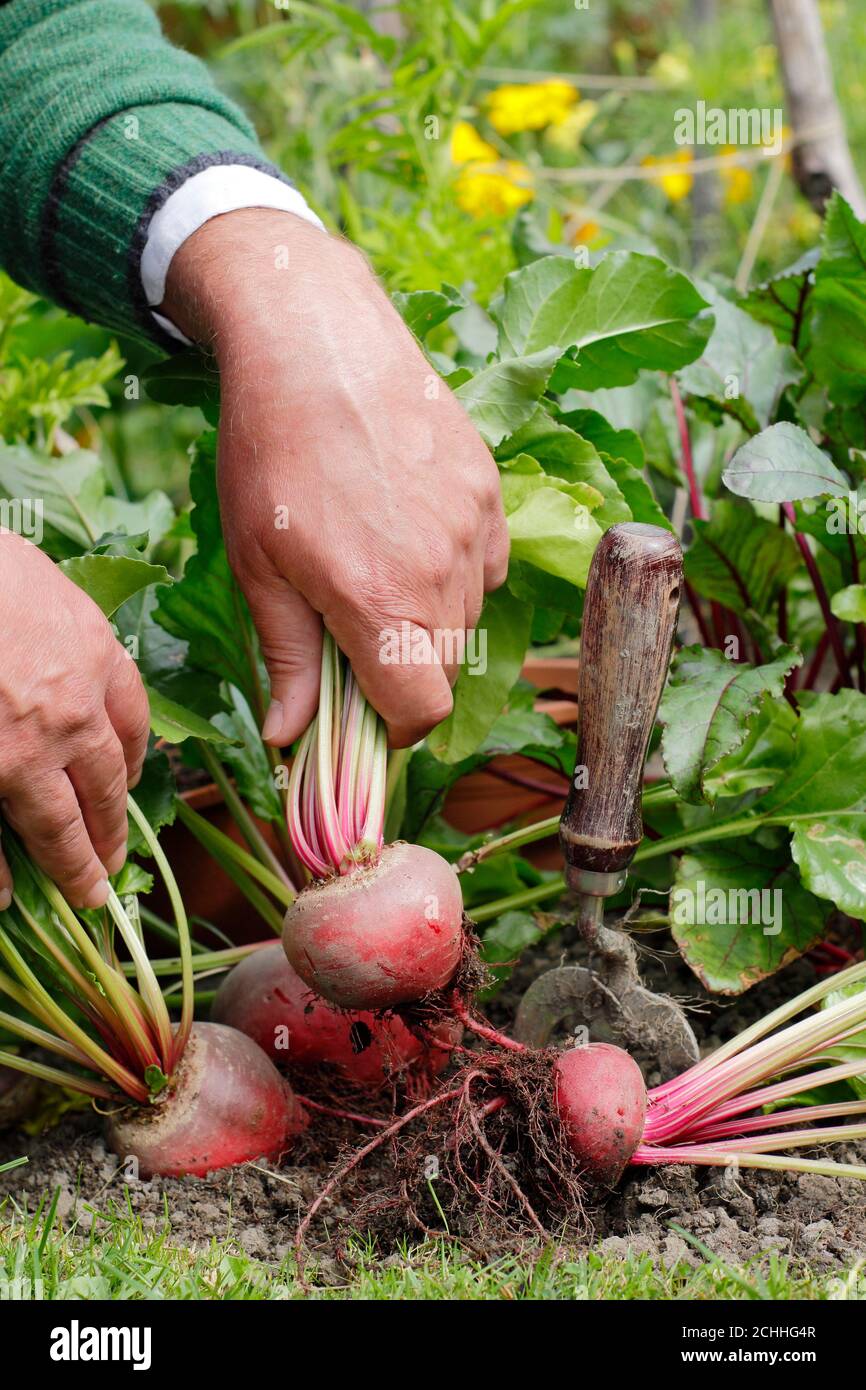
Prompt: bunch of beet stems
<box><xmin>632</xmin><ymin>957</ymin><xmax>866</xmax><ymax>1179</ymax></box>
<box><xmin>287</xmin><ymin>632</ymin><xmax>388</xmax><ymax>878</ymax></box>
<box><xmin>173</xmin><ymin>634</ymin><xmax>390</xmax><ymax>932</ymax></box>
<box><xmin>440</xmin><ymin>962</ymin><xmax>866</xmax><ymax>1185</ymax></box>
<box><xmin>0</xmin><ymin>797</ymin><xmax>194</xmax><ymax>1105</ymax></box>
<box><xmin>454</xmin><ymin>970</ymin><xmax>866</xmax><ymax>1182</ymax></box>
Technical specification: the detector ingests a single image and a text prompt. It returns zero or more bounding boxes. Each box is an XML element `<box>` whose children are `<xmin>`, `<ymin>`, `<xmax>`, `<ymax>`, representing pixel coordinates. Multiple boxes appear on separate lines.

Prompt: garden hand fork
<box><xmin>515</xmin><ymin>524</ymin><xmax>699</xmax><ymax>1079</ymax></box>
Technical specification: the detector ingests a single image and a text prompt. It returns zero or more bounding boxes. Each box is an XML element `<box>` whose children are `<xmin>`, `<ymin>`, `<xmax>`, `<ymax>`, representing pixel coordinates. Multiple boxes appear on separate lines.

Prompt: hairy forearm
<box><xmin>159</xmin><ymin>205</ymin><xmax>508</xmax><ymax>751</ymax></box>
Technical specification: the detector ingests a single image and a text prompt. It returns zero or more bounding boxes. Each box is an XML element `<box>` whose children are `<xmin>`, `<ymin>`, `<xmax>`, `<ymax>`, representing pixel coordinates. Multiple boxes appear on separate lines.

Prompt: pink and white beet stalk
<box><xmin>287</xmin><ymin>633</ymin><xmax>388</xmax><ymax>878</ymax></box>
<box><xmin>633</xmin><ymin>958</ymin><xmax>866</xmax><ymax>1179</ymax></box>
<box><xmin>282</xmin><ymin>633</ymin><xmax>464</xmax><ymax>1010</ymax></box>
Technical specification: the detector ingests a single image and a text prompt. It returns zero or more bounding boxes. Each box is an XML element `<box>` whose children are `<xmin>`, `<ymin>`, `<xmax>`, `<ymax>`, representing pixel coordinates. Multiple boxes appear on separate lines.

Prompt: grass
<box><xmin>0</xmin><ymin>1192</ymin><xmax>864</xmax><ymax>1300</ymax></box>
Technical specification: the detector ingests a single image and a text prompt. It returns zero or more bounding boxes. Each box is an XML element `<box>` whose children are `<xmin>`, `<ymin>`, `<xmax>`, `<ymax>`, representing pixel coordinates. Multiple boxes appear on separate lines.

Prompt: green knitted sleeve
<box><xmin>0</xmin><ymin>0</ymin><xmax>289</xmax><ymax>346</ymax></box>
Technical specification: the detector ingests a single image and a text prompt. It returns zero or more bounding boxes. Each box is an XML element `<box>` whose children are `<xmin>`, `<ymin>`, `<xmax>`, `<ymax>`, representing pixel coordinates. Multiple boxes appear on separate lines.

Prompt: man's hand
<box><xmin>0</xmin><ymin>534</ymin><xmax>149</xmax><ymax>908</ymax></box>
<box><xmin>162</xmin><ymin>209</ymin><xmax>509</xmax><ymax>748</ymax></box>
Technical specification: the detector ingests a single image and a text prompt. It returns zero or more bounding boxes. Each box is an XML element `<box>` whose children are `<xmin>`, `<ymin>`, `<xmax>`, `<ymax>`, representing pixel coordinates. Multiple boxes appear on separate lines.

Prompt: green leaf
<box><xmin>142</xmin><ymin>350</ymin><xmax>221</xmax><ymax>411</ymax></box>
<box><xmin>449</xmin><ymin>300</ymin><xmax>498</xmax><ymax>362</ymax></box>
<box><xmin>210</xmin><ymin>687</ymin><xmax>283</xmax><ymax>825</ymax></box>
<box><xmin>0</xmin><ymin>343</ymin><xmax>122</xmax><ymax>441</ymax></box>
<box><xmin>820</xmin><ymin>982</ymin><xmax>866</xmax><ymax>1098</ymax></box>
<box><xmin>496</xmin><ymin>406</ymin><xmax>632</xmax><ymax>528</ymax></box>
<box><xmin>740</xmin><ymin>691</ymin><xmax>866</xmax><ymax>921</ymax></box>
<box><xmin>560</xmin><ymin>374</ymin><xmax>664</xmax><ymax>435</ymax></box>
<box><xmin>601</xmin><ymin>453</ymin><xmax>672</xmax><ymax>530</ymax></box>
<box><xmin>702</xmin><ymin>697</ymin><xmax>798</xmax><ymax>800</ymax></box>
<box><xmin>831</xmin><ymin>583</ymin><xmax>866</xmax><ymax>623</ymax></box>
<box><xmin>670</xmin><ymin>838</ymin><xmax>827</xmax><ymax>994</ymax></box>
<box><xmin>114</xmin><ymin>587</ymin><xmax>224</xmax><ymax>718</ymax></box>
<box><xmin>504</xmin><ymin>472</ymin><xmax>602</xmax><ymax>586</ymax></box>
<box><xmin>480</xmin><ymin>706</ymin><xmax>575</xmax><ymax>774</ymax></box>
<box><xmin>684</xmin><ymin>499</ymin><xmax>801</xmax><ymax>615</ymax></box>
<box><xmin>392</xmin><ymin>285</ymin><xmax>464</xmax><ymax>339</ymax></box>
<box><xmin>402</xmin><ymin>704</ymin><xmax>573</xmax><ymax>840</ymax></box>
<box><xmin>144</xmin><ymin>685</ymin><xmax>237</xmax><ymax>746</ymax></box>
<box><xmin>154</xmin><ymin>432</ymin><xmax>265</xmax><ymax>712</ymax></box>
<box><xmin>461</xmin><ymin>855</ymin><xmax>543</xmax><ymax>911</ymax></box>
<box><xmin>481</xmin><ymin>909</ymin><xmax>544</xmax><ymax>986</ymax></box>
<box><xmin>499</xmin><ymin>452</ymin><xmax>603</xmax><ymax>513</ymax></box>
<box><xmin>111</xmin><ymin>861</ymin><xmax>153</xmax><ymax>897</ymax></box>
<box><xmin>740</xmin><ymin>249</ymin><xmax>817</xmax><ymax>349</ymax></box>
<box><xmin>0</xmin><ymin>444</ymin><xmax>174</xmax><ymax>558</ymax></box>
<box><xmin>511</xmin><ymin>208</ymin><xmax>565</xmax><ymax>266</ymax></box>
<box><xmin>58</xmin><ymin>554</ymin><xmax>171</xmax><ymax>618</ymax></box>
<box><xmin>494</xmin><ymin>252</ymin><xmax>710</xmax><ymax>390</ymax></box>
<box><xmin>659</xmin><ymin>644</ymin><xmax>801</xmax><ymax>804</ymax></box>
<box><xmin>97</xmin><ymin>491</ymin><xmax>176</xmax><ymax>550</ymax></box>
<box><xmin>0</xmin><ymin>843</ymin><xmax>89</xmax><ymax>990</ymax></box>
<box><xmin>558</xmin><ymin>406</ymin><xmax>646</xmax><ymax>471</ymax></box>
<box><xmin>678</xmin><ymin>286</ymin><xmax>802</xmax><ymax>431</ymax></box>
<box><xmin>144</xmin><ymin>1064</ymin><xmax>170</xmax><ymax>1098</ymax></box>
<box><xmin>127</xmin><ymin>745</ymin><xmax>176</xmax><ymax>855</ymax></box>
<box><xmin>723</xmin><ymin>422</ymin><xmax>849</xmax><ymax>503</ymax></box>
<box><xmin>455</xmin><ymin>348</ymin><xmax>561</xmax><ymax>447</ymax></box>
<box><xmin>428</xmin><ymin>586</ymin><xmax>533</xmax><ymax>763</ymax></box>
<box><xmin>0</xmin><ymin>446</ymin><xmax>99</xmax><ymax>552</ymax></box>
<box><xmin>506</xmin><ymin>559</ymin><xmax>583</xmax><ymax>612</ymax></box>
<box><xmin>788</xmin><ymin>488</ymin><xmax>866</xmax><ymax>569</ymax></box>
<box><xmin>811</xmin><ymin>193</ymin><xmax>866</xmax><ymax>406</ymax></box>
<box><xmin>402</xmin><ymin>750</ymin><xmax>479</xmax><ymax>841</ymax></box>
<box><xmin>756</xmin><ymin>689</ymin><xmax>866</xmax><ymax>823</ymax></box>
<box><xmin>790</xmin><ymin>816</ymin><xmax>866</xmax><ymax>921</ymax></box>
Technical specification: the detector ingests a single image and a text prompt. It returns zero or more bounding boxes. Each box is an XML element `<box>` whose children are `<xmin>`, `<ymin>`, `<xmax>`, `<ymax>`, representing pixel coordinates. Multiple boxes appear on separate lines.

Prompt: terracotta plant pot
<box><xmin>153</xmin><ymin>784</ymin><xmax>282</xmax><ymax>941</ymax></box>
<box><xmin>442</xmin><ymin>656</ymin><xmax>577</xmax><ymax>868</ymax></box>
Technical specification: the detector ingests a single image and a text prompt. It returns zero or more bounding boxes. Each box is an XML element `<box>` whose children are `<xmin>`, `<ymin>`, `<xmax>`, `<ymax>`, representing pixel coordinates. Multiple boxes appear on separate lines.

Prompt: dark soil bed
<box><xmin>1</xmin><ymin>924</ymin><xmax>865</xmax><ymax>1275</ymax></box>
<box><xmin>2</xmin><ymin>1109</ymin><xmax>864</xmax><ymax>1275</ymax></box>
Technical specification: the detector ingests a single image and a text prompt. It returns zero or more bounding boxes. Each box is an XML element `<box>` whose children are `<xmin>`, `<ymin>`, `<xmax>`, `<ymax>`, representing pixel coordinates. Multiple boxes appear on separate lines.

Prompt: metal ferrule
<box><xmin>565</xmin><ymin>866</ymin><xmax>628</xmax><ymax>899</ymax></box>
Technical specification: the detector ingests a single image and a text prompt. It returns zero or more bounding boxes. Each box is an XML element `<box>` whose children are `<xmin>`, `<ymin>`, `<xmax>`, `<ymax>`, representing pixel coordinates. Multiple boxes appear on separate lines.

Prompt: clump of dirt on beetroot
<box><xmin>396</xmin><ymin>915</ymin><xmax>491</xmax><ymax>1035</ymax></box>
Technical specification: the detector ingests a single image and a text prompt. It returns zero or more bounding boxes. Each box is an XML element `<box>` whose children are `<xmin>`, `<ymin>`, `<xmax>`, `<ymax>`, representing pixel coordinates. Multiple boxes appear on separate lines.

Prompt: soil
<box><xmin>1</xmin><ymin>925</ymin><xmax>865</xmax><ymax>1276</ymax></box>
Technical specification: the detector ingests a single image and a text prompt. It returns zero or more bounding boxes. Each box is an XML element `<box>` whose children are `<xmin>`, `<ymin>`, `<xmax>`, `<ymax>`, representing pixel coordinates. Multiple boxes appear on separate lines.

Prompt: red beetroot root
<box><xmin>106</xmin><ymin>1022</ymin><xmax>307</xmax><ymax>1177</ymax></box>
<box><xmin>212</xmin><ymin>943</ymin><xmax>460</xmax><ymax>1087</ymax></box>
<box><xmin>554</xmin><ymin>1043</ymin><xmax>647</xmax><ymax>1185</ymax></box>
<box><xmin>283</xmin><ymin>842</ymin><xmax>464</xmax><ymax>1010</ymax></box>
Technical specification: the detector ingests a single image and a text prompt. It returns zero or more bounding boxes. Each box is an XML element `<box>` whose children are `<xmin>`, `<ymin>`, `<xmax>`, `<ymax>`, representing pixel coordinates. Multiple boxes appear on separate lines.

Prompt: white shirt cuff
<box><xmin>141</xmin><ymin>164</ymin><xmax>326</xmax><ymax>343</ymax></box>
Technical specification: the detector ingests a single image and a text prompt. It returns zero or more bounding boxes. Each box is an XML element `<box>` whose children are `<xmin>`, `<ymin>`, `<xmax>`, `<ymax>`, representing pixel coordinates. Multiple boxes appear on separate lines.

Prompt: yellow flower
<box><xmin>450</xmin><ymin>121</ymin><xmax>498</xmax><ymax>166</ymax></box>
<box><xmin>486</xmin><ymin>80</ymin><xmax>578</xmax><ymax>137</ymax></box>
<box><xmin>454</xmin><ymin>164</ymin><xmax>534</xmax><ymax>218</ymax></box>
<box><xmin>641</xmin><ymin>150</ymin><xmax>693</xmax><ymax>203</ymax></box>
<box><xmin>719</xmin><ymin>146</ymin><xmax>753</xmax><ymax>205</ymax></box>
<box><xmin>571</xmin><ymin>218</ymin><xmax>601</xmax><ymax>247</ymax></box>
<box><xmin>450</xmin><ymin>119</ymin><xmax>533</xmax><ymax>217</ymax></box>
<box><xmin>650</xmin><ymin>51</ymin><xmax>691</xmax><ymax>89</ymax></box>
<box><xmin>545</xmin><ymin>99</ymin><xmax>599</xmax><ymax>154</ymax></box>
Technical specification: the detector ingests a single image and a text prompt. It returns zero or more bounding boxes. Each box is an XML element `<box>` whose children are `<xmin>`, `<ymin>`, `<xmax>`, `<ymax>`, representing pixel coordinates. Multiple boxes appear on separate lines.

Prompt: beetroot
<box><xmin>283</xmin><ymin>842</ymin><xmax>464</xmax><ymax>1010</ymax></box>
<box><xmin>284</xmin><ymin>640</ymin><xmax>467</xmax><ymax>1011</ymax></box>
<box><xmin>553</xmin><ymin>1042</ymin><xmax>647</xmax><ymax>1184</ymax></box>
<box><xmin>0</xmin><ymin>809</ymin><xmax>313</xmax><ymax>1181</ymax></box>
<box><xmin>106</xmin><ymin>1022</ymin><xmax>307</xmax><ymax>1177</ymax></box>
<box><xmin>213</xmin><ymin>943</ymin><xmax>460</xmax><ymax>1085</ymax></box>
